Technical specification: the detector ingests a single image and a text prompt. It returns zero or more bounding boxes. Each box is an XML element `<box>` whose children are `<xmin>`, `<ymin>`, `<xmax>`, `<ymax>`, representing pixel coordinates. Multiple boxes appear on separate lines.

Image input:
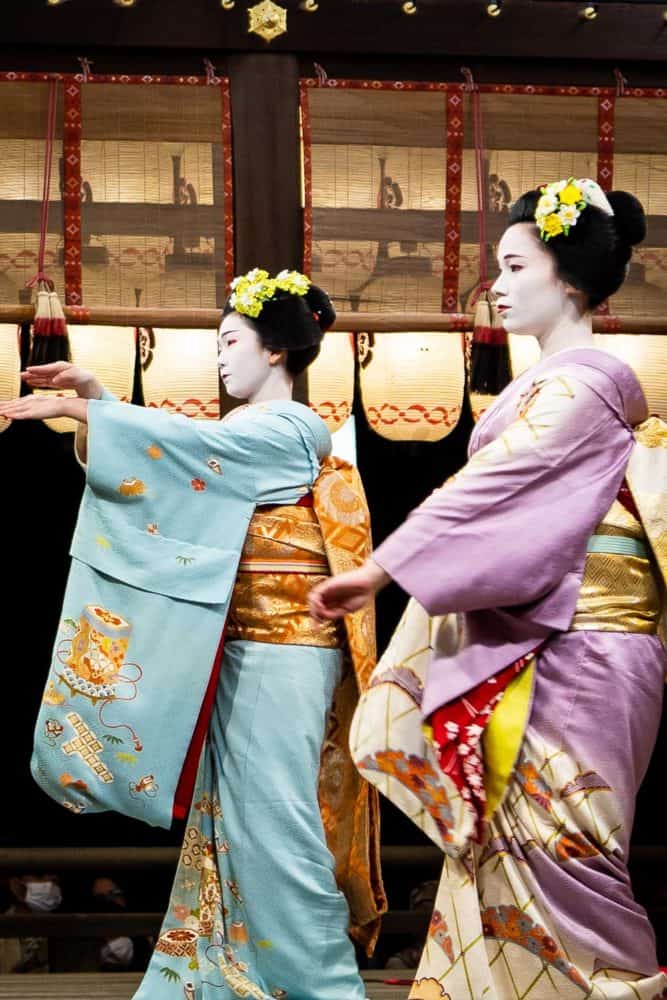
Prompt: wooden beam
<box><xmin>0</xmin><ymin>305</ymin><xmax>665</xmax><ymax>335</ymax></box>
<box><xmin>2</xmin><ymin>1</ymin><xmax>667</xmax><ymax>62</ymax></box>
<box><xmin>0</xmin><ymin>201</ymin><xmax>222</xmax><ymax>240</ymax></box>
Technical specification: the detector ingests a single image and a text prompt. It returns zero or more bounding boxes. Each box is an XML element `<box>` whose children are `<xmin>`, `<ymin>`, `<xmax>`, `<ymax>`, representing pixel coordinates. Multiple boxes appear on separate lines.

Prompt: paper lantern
<box><xmin>468</xmin><ymin>391</ymin><xmax>497</xmax><ymax>423</ymax></box>
<box><xmin>307</xmin><ymin>332</ymin><xmax>355</xmax><ymax>433</ymax></box>
<box><xmin>141</xmin><ymin>328</ymin><xmax>220</xmax><ymax>419</ymax></box>
<box><xmin>37</xmin><ymin>325</ymin><xmax>136</xmax><ymax>434</ymax></box>
<box><xmin>359</xmin><ymin>332</ymin><xmax>465</xmax><ymax>441</ymax></box>
<box><xmin>0</xmin><ymin>324</ymin><xmax>21</xmax><ymax>435</ymax></box>
<box><xmin>509</xmin><ymin>334</ymin><xmax>541</xmax><ymax>379</ymax></box>
<box><xmin>594</xmin><ymin>334</ymin><xmax>667</xmax><ymax>421</ymax></box>
<box><xmin>469</xmin><ymin>334</ymin><xmax>540</xmax><ymax>423</ymax></box>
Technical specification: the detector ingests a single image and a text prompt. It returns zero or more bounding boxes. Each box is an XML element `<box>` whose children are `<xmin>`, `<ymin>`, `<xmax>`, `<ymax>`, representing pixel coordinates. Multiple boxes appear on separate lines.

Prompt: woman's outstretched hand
<box><xmin>0</xmin><ymin>395</ymin><xmax>89</xmax><ymax>423</ymax></box>
<box><xmin>309</xmin><ymin>559</ymin><xmax>391</xmax><ymax>621</ymax></box>
<box><xmin>21</xmin><ymin>362</ymin><xmax>103</xmax><ymax>399</ymax></box>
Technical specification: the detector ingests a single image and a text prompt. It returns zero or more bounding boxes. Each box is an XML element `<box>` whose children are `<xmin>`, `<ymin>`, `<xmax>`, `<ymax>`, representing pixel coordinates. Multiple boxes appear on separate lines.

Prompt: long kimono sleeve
<box><xmin>373</xmin><ymin>371</ymin><xmax>636</xmax><ymax>624</ymax></box>
<box><xmin>32</xmin><ymin>400</ymin><xmax>328</xmax><ymax>828</ymax></box>
<box><xmin>70</xmin><ymin>400</ymin><xmax>326</xmax><ymax>601</ymax></box>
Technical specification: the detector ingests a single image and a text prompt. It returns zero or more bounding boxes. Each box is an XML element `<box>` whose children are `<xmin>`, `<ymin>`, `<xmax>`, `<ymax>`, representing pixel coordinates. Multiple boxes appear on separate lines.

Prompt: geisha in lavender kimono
<box><xmin>1</xmin><ymin>269</ymin><xmax>385</xmax><ymax>1000</ymax></box>
<box><xmin>310</xmin><ymin>180</ymin><xmax>667</xmax><ymax>1000</ymax></box>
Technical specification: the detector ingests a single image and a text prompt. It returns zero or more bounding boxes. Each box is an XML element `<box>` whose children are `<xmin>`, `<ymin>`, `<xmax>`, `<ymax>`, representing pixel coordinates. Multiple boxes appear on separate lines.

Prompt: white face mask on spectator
<box><xmin>100</xmin><ymin>936</ymin><xmax>134</xmax><ymax>966</ymax></box>
<box><xmin>24</xmin><ymin>881</ymin><xmax>62</xmax><ymax>912</ymax></box>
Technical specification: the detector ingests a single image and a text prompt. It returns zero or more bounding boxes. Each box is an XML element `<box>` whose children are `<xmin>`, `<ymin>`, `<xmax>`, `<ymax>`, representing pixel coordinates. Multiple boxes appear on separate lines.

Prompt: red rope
<box><xmin>27</xmin><ymin>79</ymin><xmax>58</xmax><ymax>289</ymax></box>
<box><xmin>461</xmin><ymin>67</ymin><xmax>488</xmax><ymax>287</ymax></box>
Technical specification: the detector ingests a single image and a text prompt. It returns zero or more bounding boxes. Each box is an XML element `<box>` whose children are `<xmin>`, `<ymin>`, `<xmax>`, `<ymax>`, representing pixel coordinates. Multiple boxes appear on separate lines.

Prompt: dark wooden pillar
<box><xmin>227</xmin><ymin>53</ymin><xmax>307</xmax><ymax>402</ymax></box>
<box><xmin>228</xmin><ymin>53</ymin><xmax>302</xmax><ymax>275</ymax></box>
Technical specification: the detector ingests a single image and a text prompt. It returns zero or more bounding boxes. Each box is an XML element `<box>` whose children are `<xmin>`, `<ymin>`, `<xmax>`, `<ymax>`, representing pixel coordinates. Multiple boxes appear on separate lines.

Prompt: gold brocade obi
<box><xmin>570</xmin><ymin>499</ymin><xmax>662</xmax><ymax>634</ymax></box>
<box><xmin>227</xmin><ymin>504</ymin><xmax>342</xmax><ymax>648</ymax></box>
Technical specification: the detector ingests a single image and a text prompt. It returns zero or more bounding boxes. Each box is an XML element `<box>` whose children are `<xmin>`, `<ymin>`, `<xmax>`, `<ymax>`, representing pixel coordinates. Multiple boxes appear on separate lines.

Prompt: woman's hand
<box><xmin>0</xmin><ymin>395</ymin><xmax>89</xmax><ymax>424</ymax></box>
<box><xmin>309</xmin><ymin>559</ymin><xmax>391</xmax><ymax>621</ymax></box>
<box><xmin>21</xmin><ymin>362</ymin><xmax>103</xmax><ymax>400</ymax></box>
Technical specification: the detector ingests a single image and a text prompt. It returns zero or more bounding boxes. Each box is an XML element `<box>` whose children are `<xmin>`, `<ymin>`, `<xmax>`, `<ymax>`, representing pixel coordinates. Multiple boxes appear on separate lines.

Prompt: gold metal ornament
<box><xmin>299</xmin><ymin>0</ymin><xmax>319</xmax><ymax>10</ymax></box>
<box><xmin>248</xmin><ymin>0</ymin><xmax>288</xmax><ymax>41</ymax></box>
<box><xmin>221</xmin><ymin>0</ymin><xmax>235</xmax><ymax>8</ymax></box>
<box><xmin>402</xmin><ymin>0</ymin><xmax>417</xmax><ymax>12</ymax></box>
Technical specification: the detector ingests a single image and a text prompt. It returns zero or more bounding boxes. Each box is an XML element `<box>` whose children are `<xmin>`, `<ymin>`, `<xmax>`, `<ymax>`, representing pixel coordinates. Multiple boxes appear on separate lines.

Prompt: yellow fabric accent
<box><xmin>228</xmin><ymin>506</ymin><xmax>340</xmax><ymax>647</ymax></box>
<box><xmin>313</xmin><ymin>457</ymin><xmax>387</xmax><ymax>953</ymax></box>
<box><xmin>482</xmin><ymin>662</ymin><xmax>535</xmax><ymax>820</ymax></box>
<box><xmin>569</xmin><ymin>550</ymin><xmax>661</xmax><ymax>634</ymax></box>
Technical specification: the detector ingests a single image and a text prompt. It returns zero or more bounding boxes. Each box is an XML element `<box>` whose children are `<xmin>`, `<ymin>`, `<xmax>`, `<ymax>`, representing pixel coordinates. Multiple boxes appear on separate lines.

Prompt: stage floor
<box><xmin>0</xmin><ymin>971</ymin><xmax>414</xmax><ymax>998</ymax></box>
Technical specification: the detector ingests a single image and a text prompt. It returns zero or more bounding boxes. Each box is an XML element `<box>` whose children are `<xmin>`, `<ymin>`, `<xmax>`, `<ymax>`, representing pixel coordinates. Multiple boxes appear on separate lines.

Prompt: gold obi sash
<box><xmin>570</xmin><ymin>499</ymin><xmax>662</xmax><ymax>634</ymax></box>
<box><xmin>227</xmin><ymin>504</ymin><xmax>342</xmax><ymax>648</ymax></box>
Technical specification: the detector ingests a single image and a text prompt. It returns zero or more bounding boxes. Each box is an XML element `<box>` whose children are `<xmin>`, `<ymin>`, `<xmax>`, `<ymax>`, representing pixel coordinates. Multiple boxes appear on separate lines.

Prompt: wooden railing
<box><xmin>1</xmin><ymin>844</ymin><xmax>666</xmax><ymax>939</ymax></box>
<box><xmin>0</xmin><ymin>306</ymin><xmax>665</xmax><ymax>334</ymax></box>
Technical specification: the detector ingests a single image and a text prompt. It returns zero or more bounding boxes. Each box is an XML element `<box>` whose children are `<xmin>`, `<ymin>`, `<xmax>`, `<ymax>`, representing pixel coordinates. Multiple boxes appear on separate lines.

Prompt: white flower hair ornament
<box><xmin>534</xmin><ymin>177</ymin><xmax>615</xmax><ymax>243</ymax></box>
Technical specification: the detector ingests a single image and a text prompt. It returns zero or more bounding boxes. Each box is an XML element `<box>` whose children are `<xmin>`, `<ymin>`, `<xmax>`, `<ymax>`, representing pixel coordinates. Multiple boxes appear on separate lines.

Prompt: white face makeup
<box><xmin>217</xmin><ymin>313</ymin><xmax>278</xmax><ymax>401</ymax></box>
<box><xmin>491</xmin><ymin>223</ymin><xmax>576</xmax><ymax>338</ymax></box>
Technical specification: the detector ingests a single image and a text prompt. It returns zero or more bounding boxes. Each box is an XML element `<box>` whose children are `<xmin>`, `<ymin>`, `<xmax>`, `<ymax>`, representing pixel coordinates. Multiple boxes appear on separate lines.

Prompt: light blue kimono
<box><xmin>32</xmin><ymin>397</ymin><xmax>366</xmax><ymax>1000</ymax></box>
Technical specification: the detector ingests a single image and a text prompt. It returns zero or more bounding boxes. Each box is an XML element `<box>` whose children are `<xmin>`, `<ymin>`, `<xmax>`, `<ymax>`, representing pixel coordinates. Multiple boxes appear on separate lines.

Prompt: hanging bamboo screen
<box><xmin>80</xmin><ymin>83</ymin><xmax>230</xmax><ymax>310</ymax></box>
<box><xmin>611</xmin><ymin>97</ymin><xmax>667</xmax><ymax>318</ymax></box>
<box><xmin>0</xmin><ymin>82</ymin><xmax>65</xmax><ymax>305</ymax></box>
<box><xmin>459</xmin><ymin>92</ymin><xmax>598</xmax><ymax>310</ymax></box>
<box><xmin>303</xmin><ymin>84</ymin><xmax>448</xmax><ymax>314</ymax></box>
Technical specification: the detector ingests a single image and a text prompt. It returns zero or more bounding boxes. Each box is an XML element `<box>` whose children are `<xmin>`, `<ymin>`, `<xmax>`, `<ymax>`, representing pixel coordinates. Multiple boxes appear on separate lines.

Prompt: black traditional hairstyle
<box><xmin>507</xmin><ymin>188</ymin><xmax>646</xmax><ymax>309</ymax></box>
<box><xmin>223</xmin><ymin>283</ymin><xmax>335</xmax><ymax>375</ymax></box>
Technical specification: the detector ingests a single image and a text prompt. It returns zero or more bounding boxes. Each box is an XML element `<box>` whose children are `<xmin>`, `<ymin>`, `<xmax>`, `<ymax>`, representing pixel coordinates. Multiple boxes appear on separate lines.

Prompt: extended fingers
<box><xmin>0</xmin><ymin>397</ymin><xmax>44</xmax><ymax>418</ymax></box>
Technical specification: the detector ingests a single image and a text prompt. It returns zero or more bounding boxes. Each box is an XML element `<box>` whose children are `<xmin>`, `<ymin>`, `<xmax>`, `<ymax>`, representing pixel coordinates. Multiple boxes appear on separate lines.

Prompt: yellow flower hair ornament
<box><xmin>534</xmin><ymin>179</ymin><xmax>586</xmax><ymax>242</ymax></box>
<box><xmin>534</xmin><ymin>177</ymin><xmax>615</xmax><ymax>243</ymax></box>
<box><xmin>228</xmin><ymin>268</ymin><xmax>311</xmax><ymax>319</ymax></box>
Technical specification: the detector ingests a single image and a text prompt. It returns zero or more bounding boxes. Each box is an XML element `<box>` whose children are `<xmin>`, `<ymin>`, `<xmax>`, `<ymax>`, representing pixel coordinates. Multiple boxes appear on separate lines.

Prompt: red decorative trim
<box><xmin>595</xmin><ymin>93</ymin><xmax>616</xmax><ymax>316</ymax></box>
<box><xmin>300</xmin><ymin>81</ymin><xmax>313</xmax><ymax>275</ymax></box>
<box><xmin>65</xmin><ymin>305</ymin><xmax>91</xmax><ymax>323</ymax></box>
<box><xmin>366</xmin><ymin>402</ymin><xmax>461</xmax><ymax>429</ymax></box>
<box><xmin>443</xmin><ymin>91</ymin><xmax>463</xmax><ymax>313</ymax></box>
<box><xmin>220</xmin><ymin>77</ymin><xmax>235</xmax><ymax>290</ymax></box>
<box><xmin>0</xmin><ymin>72</ymin><xmax>65</xmax><ymax>83</ymax></box>
<box><xmin>0</xmin><ymin>72</ymin><xmax>222</xmax><ymax>86</ymax></box>
<box><xmin>597</xmin><ymin>94</ymin><xmax>615</xmax><ymax>192</ymax></box>
<box><xmin>300</xmin><ymin>79</ymin><xmax>625</xmax><ymax>98</ymax></box>
<box><xmin>310</xmin><ymin>400</ymin><xmax>351</xmax><ymax>425</ymax></box>
<box><xmin>63</xmin><ymin>79</ymin><xmax>82</xmax><ymax>306</ymax></box>
<box><xmin>597</xmin><ymin>315</ymin><xmax>623</xmax><ymax>333</ymax></box>
<box><xmin>301</xmin><ymin>78</ymin><xmax>456</xmax><ymax>93</ymax></box>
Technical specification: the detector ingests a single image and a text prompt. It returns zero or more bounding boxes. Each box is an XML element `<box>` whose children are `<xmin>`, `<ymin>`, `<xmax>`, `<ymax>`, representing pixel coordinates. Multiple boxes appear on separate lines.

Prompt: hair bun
<box><xmin>306</xmin><ymin>284</ymin><xmax>336</xmax><ymax>332</ymax></box>
<box><xmin>607</xmin><ymin>191</ymin><xmax>647</xmax><ymax>247</ymax></box>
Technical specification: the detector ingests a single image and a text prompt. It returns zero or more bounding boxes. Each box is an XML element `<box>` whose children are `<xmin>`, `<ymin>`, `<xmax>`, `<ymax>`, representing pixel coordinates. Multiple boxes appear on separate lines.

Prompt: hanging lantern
<box><xmin>359</xmin><ymin>331</ymin><xmax>465</xmax><ymax>442</ymax></box>
<box><xmin>468</xmin><ymin>391</ymin><xmax>498</xmax><ymax>423</ymax></box>
<box><xmin>36</xmin><ymin>325</ymin><xmax>136</xmax><ymax>434</ymax></box>
<box><xmin>307</xmin><ymin>332</ymin><xmax>354</xmax><ymax>434</ymax></box>
<box><xmin>594</xmin><ymin>334</ymin><xmax>667</xmax><ymax>421</ymax></box>
<box><xmin>509</xmin><ymin>334</ymin><xmax>541</xmax><ymax>379</ymax></box>
<box><xmin>141</xmin><ymin>328</ymin><xmax>220</xmax><ymax>419</ymax></box>
<box><xmin>469</xmin><ymin>334</ymin><xmax>540</xmax><ymax>423</ymax></box>
<box><xmin>0</xmin><ymin>324</ymin><xmax>21</xmax><ymax>435</ymax></box>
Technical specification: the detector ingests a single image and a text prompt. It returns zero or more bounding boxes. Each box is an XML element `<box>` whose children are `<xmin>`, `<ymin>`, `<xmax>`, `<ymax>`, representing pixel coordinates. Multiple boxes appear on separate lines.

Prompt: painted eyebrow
<box><xmin>501</xmin><ymin>253</ymin><xmax>527</xmax><ymax>262</ymax></box>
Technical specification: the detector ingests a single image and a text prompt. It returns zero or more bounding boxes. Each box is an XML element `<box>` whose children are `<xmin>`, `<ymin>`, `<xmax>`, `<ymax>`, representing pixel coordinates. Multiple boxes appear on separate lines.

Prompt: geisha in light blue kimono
<box><xmin>3</xmin><ymin>270</ymin><xmax>385</xmax><ymax>1000</ymax></box>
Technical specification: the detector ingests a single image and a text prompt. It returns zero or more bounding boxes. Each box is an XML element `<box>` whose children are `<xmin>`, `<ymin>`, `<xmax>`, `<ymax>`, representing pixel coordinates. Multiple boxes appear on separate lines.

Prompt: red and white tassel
<box><xmin>47</xmin><ymin>288</ymin><xmax>68</xmax><ymax>337</ymax></box>
<box><xmin>32</xmin><ymin>280</ymin><xmax>53</xmax><ymax>337</ymax></box>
